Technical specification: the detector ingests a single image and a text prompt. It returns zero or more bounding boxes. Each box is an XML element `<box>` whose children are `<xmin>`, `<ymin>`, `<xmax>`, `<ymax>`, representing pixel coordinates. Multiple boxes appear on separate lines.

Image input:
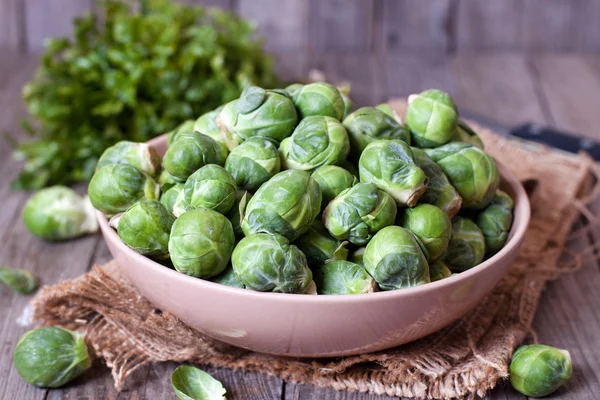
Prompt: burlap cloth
<box><xmin>30</xmin><ymin>101</ymin><xmax>600</xmax><ymax>399</ymax></box>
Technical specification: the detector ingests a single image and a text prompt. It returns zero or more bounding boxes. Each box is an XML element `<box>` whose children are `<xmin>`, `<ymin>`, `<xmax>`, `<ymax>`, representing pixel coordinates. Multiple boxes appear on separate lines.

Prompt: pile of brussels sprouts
<box><xmin>87</xmin><ymin>84</ymin><xmax>515</xmax><ymax>295</ymax></box>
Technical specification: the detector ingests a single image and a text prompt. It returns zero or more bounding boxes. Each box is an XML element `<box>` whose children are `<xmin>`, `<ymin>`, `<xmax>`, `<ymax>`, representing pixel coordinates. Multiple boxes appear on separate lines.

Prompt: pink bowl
<box><xmin>98</xmin><ymin>134</ymin><xmax>530</xmax><ymax>358</ymax></box>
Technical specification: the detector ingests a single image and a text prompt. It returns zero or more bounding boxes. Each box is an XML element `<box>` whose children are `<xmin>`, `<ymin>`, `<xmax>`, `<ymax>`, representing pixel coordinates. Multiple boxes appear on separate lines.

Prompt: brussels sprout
<box><xmin>159</xmin><ymin>170</ymin><xmax>178</xmax><ymax>192</ymax></box>
<box><xmin>364</xmin><ymin>226</ymin><xmax>430</xmax><ymax>290</ymax></box>
<box><xmin>181</xmin><ymin>165</ymin><xmax>237</xmax><ymax>215</ymax></box>
<box><xmin>96</xmin><ymin>141</ymin><xmax>161</xmax><ymax>177</ymax></box>
<box><xmin>0</xmin><ymin>267</ymin><xmax>38</xmax><ymax>294</ymax></box>
<box><xmin>226</xmin><ymin>190</ymin><xmax>252</xmax><ymax>239</ymax></box>
<box><xmin>429</xmin><ymin>260</ymin><xmax>452</xmax><ymax>282</ymax></box>
<box><xmin>280</xmin><ymin>116</ymin><xmax>350</xmax><ymax>171</ymax></box>
<box><xmin>359</xmin><ymin>140</ymin><xmax>427</xmax><ymax>207</ymax></box>
<box><xmin>23</xmin><ymin>186</ymin><xmax>98</xmax><ymax>240</ymax></box>
<box><xmin>117</xmin><ymin>200</ymin><xmax>175</xmax><ymax>259</ymax></box>
<box><xmin>167</xmin><ymin>119</ymin><xmax>196</xmax><ymax>146</ymax></box>
<box><xmin>444</xmin><ymin>217</ymin><xmax>485</xmax><ymax>272</ymax></box>
<box><xmin>426</xmin><ymin>143</ymin><xmax>500</xmax><ymax>209</ymax></box>
<box><xmin>314</xmin><ymin>260</ymin><xmax>377</xmax><ymax>295</ymax></box>
<box><xmin>343</xmin><ymin>107</ymin><xmax>411</xmax><ymax>160</ymax></box>
<box><xmin>172</xmin><ymin>189</ymin><xmax>192</xmax><ymax>218</ymax></box>
<box><xmin>399</xmin><ymin>204</ymin><xmax>452</xmax><ymax>261</ymax></box>
<box><xmin>411</xmin><ymin>148</ymin><xmax>462</xmax><ymax>217</ymax></box>
<box><xmin>338</xmin><ymin>84</ymin><xmax>353</xmax><ymax>118</ymax></box>
<box><xmin>452</xmin><ymin>120</ymin><xmax>484</xmax><ymax>149</ymax></box>
<box><xmin>322</xmin><ymin>182</ymin><xmax>397</xmax><ymax>245</ymax></box>
<box><xmin>295</xmin><ymin>220</ymin><xmax>348</xmax><ymax>267</ymax></box>
<box><xmin>171</xmin><ymin>365</ymin><xmax>226</xmax><ymax>400</ymax></box>
<box><xmin>212</xmin><ymin>267</ymin><xmax>245</xmax><ymax>289</ymax></box>
<box><xmin>13</xmin><ymin>327</ymin><xmax>91</xmax><ymax>388</ymax></box>
<box><xmin>232</xmin><ymin>233</ymin><xmax>313</xmax><ymax>293</ymax></box>
<box><xmin>89</xmin><ymin>164</ymin><xmax>160</xmax><ymax>216</ymax></box>
<box><xmin>476</xmin><ymin>190</ymin><xmax>514</xmax><ymax>255</ymax></box>
<box><xmin>510</xmin><ymin>344</ymin><xmax>572</xmax><ymax>397</ymax></box>
<box><xmin>285</xmin><ymin>83</ymin><xmax>304</xmax><ymax>97</ymax></box>
<box><xmin>349</xmin><ymin>247</ymin><xmax>366</xmax><ymax>266</ymax></box>
<box><xmin>169</xmin><ymin>208</ymin><xmax>235</xmax><ymax>278</ymax></box>
<box><xmin>241</xmin><ymin>170</ymin><xmax>321</xmax><ymax>241</ymax></box>
<box><xmin>193</xmin><ymin>107</ymin><xmax>225</xmax><ymax>144</ymax></box>
<box><xmin>291</xmin><ymin>82</ymin><xmax>345</xmax><ymax>120</ymax></box>
<box><xmin>311</xmin><ymin>165</ymin><xmax>358</xmax><ymax>209</ymax></box>
<box><xmin>225</xmin><ymin>137</ymin><xmax>280</xmax><ymax>192</ymax></box>
<box><xmin>160</xmin><ymin>183</ymin><xmax>184</xmax><ymax>215</ymax></box>
<box><xmin>375</xmin><ymin>103</ymin><xmax>401</xmax><ymax>123</ymax></box>
<box><xmin>405</xmin><ymin>89</ymin><xmax>458</xmax><ymax>148</ymax></box>
<box><xmin>162</xmin><ymin>132</ymin><xmax>227</xmax><ymax>182</ymax></box>
<box><xmin>218</xmin><ymin>86</ymin><xmax>298</xmax><ymax>149</ymax></box>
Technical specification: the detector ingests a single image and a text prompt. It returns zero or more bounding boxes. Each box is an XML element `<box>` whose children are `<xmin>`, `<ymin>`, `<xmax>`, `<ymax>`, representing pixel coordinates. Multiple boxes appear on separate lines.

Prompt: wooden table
<box><xmin>1</xmin><ymin>50</ymin><xmax>599</xmax><ymax>400</ymax></box>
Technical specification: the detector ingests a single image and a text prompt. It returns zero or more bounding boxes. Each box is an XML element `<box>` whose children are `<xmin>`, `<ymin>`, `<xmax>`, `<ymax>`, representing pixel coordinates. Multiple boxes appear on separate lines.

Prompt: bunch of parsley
<box><xmin>12</xmin><ymin>0</ymin><xmax>277</xmax><ymax>190</ymax></box>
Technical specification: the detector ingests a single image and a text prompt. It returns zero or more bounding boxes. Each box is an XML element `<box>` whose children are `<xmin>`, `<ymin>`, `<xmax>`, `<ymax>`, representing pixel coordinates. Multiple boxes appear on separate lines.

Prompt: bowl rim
<box><xmin>97</xmin><ymin>136</ymin><xmax>531</xmax><ymax>304</ymax></box>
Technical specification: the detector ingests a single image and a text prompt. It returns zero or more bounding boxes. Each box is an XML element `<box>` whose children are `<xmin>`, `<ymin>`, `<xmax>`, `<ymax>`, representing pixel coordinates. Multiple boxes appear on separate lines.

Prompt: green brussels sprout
<box><xmin>162</xmin><ymin>132</ymin><xmax>227</xmax><ymax>182</ymax></box>
<box><xmin>172</xmin><ymin>188</ymin><xmax>192</xmax><ymax>218</ymax></box>
<box><xmin>452</xmin><ymin>120</ymin><xmax>484</xmax><ymax>149</ymax></box>
<box><xmin>311</xmin><ymin>165</ymin><xmax>358</xmax><ymax>209</ymax></box>
<box><xmin>343</xmin><ymin>107</ymin><xmax>411</xmax><ymax>160</ymax></box>
<box><xmin>425</xmin><ymin>143</ymin><xmax>500</xmax><ymax>209</ymax></box>
<box><xmin>295</xmin><ymin>220</ymin><xmax>348</xmax><ymax>267</ymax></box>
<box><xmin>338</xmin><ymin>84</ymin><xmax>353</xmax><ymax>118</ymax></box>
<box><xmin>349</xmin><ymin>247</ymin><xmax>366</xmax><ymax>266</ymax></box>
<box><xmin>476</xmin><ymin>190</ymin><xmax>514</xmax><ymax>254</ymax></box>
<box><xmin>117</xmin><ymin>200</ymin><xmax>175</xmax><ymax>259</ymax></box>
<box><xmin>171</xmin><ymin>365</ymin><xmax>226</xmax><ymax>400</ymax></box>
<box><xmin>280</xmin><ymin>116</ymin><xmax>350</xmax><ymax>171</ymax></box>
<box><xmin>411</xmin><ymin>148</ymin><xmax>462</xmax><ymax>217</ymax></box>
<box><xmin>364</xmin><ymin>226</ymin><xmax>430</xmax><ymax>290</ymax></box>
<box><xmin>232</xmin><ymin>233</ymin><xmax>312</xmax><ymax>293</ymax></box>
<box><xmin>227</xmin><ymin>190</ymin><xmax>252</xmax><ymax>239</ymax></box>
<box><xmin>398</xmin><ymin>204</ymin><xmax>452</xmax><ymax>261</ymax></box>
<box><xmin>241</xmin><ymin>170</ymin><xmax>321</xmax><ymax>241</ymax></box>
<box><xmin>375</xmin><ymin>103</ymin><xmax>401</xmax><ymax>123</ymax></box>
<box><xmin>96</xmin><ymin>141</ymin><xmax>161</xmax><ymax>178</ymax></box>
<box><xmin>218</xmin><ymin>86</ymin><xmax>298</xmax><ymax>149</ymax></box>
<box><xmin>159</xmin><ymin>170</ymin><xmax>178</xmax><ymax>192</ymax></box>
<box><xmin>359</xmin><ymin>140</ymin><xmax>427</xmax><ymax>207</ymax></box>
<box><xmin>314</xmin><ymin>260</ymin><xmax>377</xmax><ymax>295</ymax></box>
<box><xmin>89</xmin><ymin>164</ymin><xmax>160</xmax><ymax>216</ymax></box>
<box><xmin>284</xmin><ymin>83</ymin><xmax>304</xmax><ymax>97</ymax></box>
<box><xmin>193</xmin><ymin>106</ymin><xmax>225</xmax><ymax>144</ymax></box>
<box><xmin>160</xmin><ymin>183</ymin><xmax>184</xmax><ymax>215</ymax></box>
<box><xmin>444</xmin><ymin>217</ymin><xmax>485</xmax><ymax>272</ymax></box>
<box><xmin>169</xmin><ymin>208</ymin><xmax>235</xmax><ymax>278</ymax></box>
<box><xmin>23</xmin><ymin>186</ymin><xmax>98</xmax><ymax>241</ymax></box>
<box><xmin>212</xmin><ymin>267</ymin><xmax>245</xmax><ymax>289</ymax></box>
<box><xmin>510</xmin><ymin>344</ymin><xmax>572</xmax><ymax>397</ymax></box>
<box><xmin>13</xmin><ymin>327</ymin><xmax>91</xmax><ymax>388</ymax></box>
<box><xmin>181</xmin><ymin>165</ymin><xmax>237</xmax><ymax>215</ymax></box>
<box><xmin>291</xmin><ymin>82</ymin><xmax>345</xmax><ymax>120</ymax></box>
<box><xmin>0</xmin><ymin>267</ymin><xmax>38</xmax><ymax>294</ymax></box>
<box><xmin>225</xmin><ymin>137</ymin><xmax>280</xmax><ymax>192</ymax></box>
<box><xmin>167</xmin><ymin>119</ymin><xmax>196</xmax><ymax>146</ymax></box>
<box><xmin>322</xmin><ymin>182</ymin><xmax>397</xmax><ymax>245</ymax></box>
<box><xmin>429</xmin><ymin>260</ymin><xmax>452</xmax><ymax>282</ymax></box>
<box><xmin>405</xmin><ymin>89</ymin><xmax>458</xmax><ymax>148</ymax></box>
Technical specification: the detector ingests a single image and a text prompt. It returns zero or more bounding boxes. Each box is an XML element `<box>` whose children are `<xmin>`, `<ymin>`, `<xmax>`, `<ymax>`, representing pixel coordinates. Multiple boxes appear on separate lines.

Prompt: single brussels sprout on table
<box><xmin>241</xmin><ymin>169</ymin><xmax>321</xmax><ymax>241</ymax></box>
<box><xmin>426</xmin><ymin>142</ymin><xmax>500</xmax><ymax>209</ymax></box>
<box><xmin>323</xmin><ymin>182</ymin><xmax>397</xmax><ymax>246</ymax></box>
<box><xmin>364</xmin><ymin>226</ymin><xmax>430</xmax><ymax>290</ymax></box>
<box><xmin>280</xmin><ymin>116</ymin><xmax>350</xmax><ymax>171</ymax></box>
<box><xmin>444</xmin><ymin>217</ymin><xmax>486</xmax><ymax>272</ymax></box>
<box><xmin>510</xmin><ymin>344</ymin><xmax>572</xmax><ymax>397</ymax></box>
<box><xmin>167</xmin><ymin>119</ymin><xmax>196</xmax><ymax>146</ymax></box>
<box><xmin>171</xmin><ymin>365</ymin><xmax>226</xmax><ymax>400</ymax></box>
<box><xmin>160</xmin><ymin>183</ymin><xmax>184</xmax><ymax>215</ymax></box>
<box><xmin>226</xmin><ymin>190</ymin><xmax>252</xmax><ymax>239</ymax></box>
<box><xmin>291</xmin><ymin>82</ymin><xmax>345</xmax><ymax>120</ymax></box>
<box><xmin>162</xmin><ymin>132</ymin><xmax>227</xmax><ymax>182</ymax></box>
<box><xmin>89</xmin><ymin>164</ymin><xmax>160</xmax><ymax>216</ymax></box>
<box><xmin>117</xmin><ymin>200</ymin><xmax>175</xmax><ymax>259</ymax></box>
<box><xmin>218</xmin><ymin>86</ymin><xmax>298</xmax><ymax>149</ymax></box>
<box><xmin>476</xmin><ymin>190</ymin><xmax>514</xmax><ymax>255</ymax></box>
<box><xmin>452</xmin><ymin>120</ymin><xmax>484</xmax><ymax>149</ymax></box>
<box><xmin>311</xmin><ymin>165</ymin><xmax>358</xmax><ymax>209</ymax></box>
<box><xmin>225</xmin><ymin>137</ymin><xmax>280</xmax><ymax>192</ymax></box>
<box><xmin>295</xmin><ymin>220</ymin><xmax>348</xmax><ymax>267</ymax></box>
<box><xmin>405</xmin><ymin>89</ymin><xmax>458</xmax><ymax>148</ymax></box>
<box><xmin>359</xmin><ymin>140</ymin><xmax>427</xmax><ymax>207</ymax></box>
<box><xmin>169</xmin><ymin>208</ymin><xmax>235</xmax><ymax>278</ymax></box>
<box><xmin>13</xmin><ymin>327</ymin><xmax>91</xmax><ymax>388</ymax></box>
<box><xmin>429</xmin><ymin>260</ymin><xmax>452</xmax><ymax>282</ymax></box>
<box><xmin>399</xmin><ymin>204</ymin><xmax>452</xmax><ymax>261</ymax></box>
<box><xmin>24</xmin><ymin>186</ymin><xmax>98</xmax><ymax>240</ymax></box>
<box><xmin>180</xmin><ymin>165</ymin><xmax>237</xmax><ymax>215</ymax></box>
<box><xmin>314</xmin><ymin>260</ymin><xmax>377</xmax><ymax>295</ymax></box>
<box><xmin>212</xmin><ymin>267</ymin><xmax>245</xmax><ymax>289</ymax></box>
<box><xmin>0</xmin><ymin>267</ymin><xmax>38</xmax><ymax>294</ymax></box>
<box><xmin>232</xmin><ymin>233</ymin><xmax>313</xmax><ymax>293</ymax></box>
<box><xmin>158</xmin><ymin>169</ymin><xmax>178</xmax><ymax>192</ymax></box>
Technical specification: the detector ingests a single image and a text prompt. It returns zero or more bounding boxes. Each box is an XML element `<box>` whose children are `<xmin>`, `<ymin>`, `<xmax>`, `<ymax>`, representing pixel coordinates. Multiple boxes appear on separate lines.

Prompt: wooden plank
<box><xmin>0</xmin><ymin>0</ymin><xmax>25</xmax><ymax>51</ymax></box>
<box><xmin>285</xmin><ymin>382</ymin><xmax>399</xmax><ymax>400</ymax></box>
<box><xmin>521</xmin><ymin>0</ymin><xmax>573</xmax><ymax>51</ymax></box>
<box><xmin>385</xmin><ymin>54</ymin><xmax>454</xmax><ymax>101</ymax></box>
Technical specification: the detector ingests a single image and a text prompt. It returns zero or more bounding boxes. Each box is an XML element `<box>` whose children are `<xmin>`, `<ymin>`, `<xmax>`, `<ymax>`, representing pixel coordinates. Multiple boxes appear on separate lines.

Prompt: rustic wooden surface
<box><xmin>1</xmin><ymin>50</ymin><xmax>600</xmax><ymax>399</ymax></box>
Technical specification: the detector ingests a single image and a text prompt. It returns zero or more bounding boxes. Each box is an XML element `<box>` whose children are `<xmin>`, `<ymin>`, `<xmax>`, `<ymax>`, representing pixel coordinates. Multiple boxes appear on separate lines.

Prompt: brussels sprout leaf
<box><xmin>171</xmin><ymin>365</ymin><xmax>226</xmax><ymax>400</ymax></box>
<box><xmin>0</xmin><ymin>267</ymin><xmax>38</xmax><ymax>294</ymax></box>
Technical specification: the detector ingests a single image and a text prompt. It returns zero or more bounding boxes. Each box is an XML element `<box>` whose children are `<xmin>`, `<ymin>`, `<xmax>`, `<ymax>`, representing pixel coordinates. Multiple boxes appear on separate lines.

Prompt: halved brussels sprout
<box><xmin>167</xmin><ymin>119</ymin><xmax>196</xmax><ymax>146</ymax></box>
<box><xmin>96</xmin><ymin>141</ymin><xmax>161</xmax><ymax>177</ymax></box>
<box><xmin>212</xmin><ymin>267</ymin><xmax>245</xmax><ymax>289</ymax></box>
<box><xmin>225</xmin><ymin>137</ymin><xmax>280</xmax><ymax>192</ymax></box>
<box><xmin>322</xmin><ymin>182</ymin><xmax>397</xmax><ymax>245</ymax></box>
<box><xmin>160</xmin><ymin>183</ymin><xmax>184</xmax><ymax>215</ymax></box>
<box><xmin>232</xmin><ymin>233</ymin><xmax>312</xmax><ymax>293</ymax></box>
<box><xmin>181</xmin><ymin>165</ymin><xmax>237</xmax><ymax>215</ymax></box>
<box><xmin>398</xmin><ymin>204</ymin><xmax>452</xmax><ymax>261</ymax></box>
<box><xmin>411</xmin><ymin>148</ymin><xmax>462</xmax><ymax>217</ymax></box>
<box><xmin>162</xmin><ymin>132</ymin><xmax>227</xmax><ymax>182</ymax></box>
<box><xmin>311</xmin><ymin>165</ymin><xmax>358</xmax><ymax>209</ymax></box>
<box><xmin>218</xmin><ymin>86</ymin><xmax>298</xmax><ymax>149</ymax></box>
<box><xmin>158</xmin><ymin>170</ymin><xmax>178</xmax><ymax>192</ymax></box>
<box><xmin>291</xmin><ymin>82</ymin><xmax>345</xmax><ymax>120</ymax></box>
<box><xmin>426</xmin><ymin>143</ymin><xmax>499</xmax><ymax>209</ymax></box>
<box><xmin>0</xmin><ymin>267</ymin><xmax>38</xmax><ymax>294</ymax></box>
<box><xmin>241</xmin><ymin>170</ymin><xmax>321</xmax><ymax>241</ymax></box>
<box><xmin>444</xmin><ymin>217</ymin><xmax>485</xmax><ymax>272</ymax></box>
<box><xmin>280</xmin><ymin>116</ymin><xmax>350</xmax><ymax>171</ymax></box>
<box><xmin>452</xmin><ymin>120</ymin><xmax>484</xmax><ymax>149</ymax></box>
<box><xmin>510</xmin><ymin>344</ymin><xmax>572</xmax><ymax>397</ymax></box>
<box><xmin>295</xmin><ymin>220</ymin><xmax>348</xmax><ymax>267</ymax></box>
<box><xmin>429</xmin><ymin>260</ymin><xmax>452</xmax><ymax>282</ymax></box>
<box><xmin>227</xmin><ymin>190</ymin><xmax>252</xmax><ymax>239</ymax></box>
<box><xmin>476</xmin><ymin>190</ymin><xmax>514</xmax><ymax>254</ymax></box>
<box><xmin>314</xmin><ymin>260</ymin><xmax>377</xmax><ymax>295</ymax></box>
<box><xmin>89</xmin><ymin>164</ymin><xmax>160</xmax><ymax>216</ymax></box>
<box><xmin>363</xmin><ymin>226</ymin><xmax>430</xmax><ymax>290</ymax></box>
<box><xmin>169</xmin><ymin>208</ymin><xmax>235</xmax><ymax>278</ymax></box>
<box><xmin>24</xmin><ymin>186</ymin><xmax>98</xmax><ymax>241</ymax></box>
<box><xmin>359</xmin><ymin>140</ymin><xmax>427</xmax><ymax>207</ymax></box>
<box><xmin>349</xmin><ymin>247</ymin><xmax>366</xmax><ymax>266</ymax></box>
<box><xmin>117</xmin><ymin>200</ymin><xmax>175</xmax><ymax>259</ymax></box>
<box><xmin>405</xmin><ymin>89</ymin><xmax>458</xmax><ymax>148</ymax></box>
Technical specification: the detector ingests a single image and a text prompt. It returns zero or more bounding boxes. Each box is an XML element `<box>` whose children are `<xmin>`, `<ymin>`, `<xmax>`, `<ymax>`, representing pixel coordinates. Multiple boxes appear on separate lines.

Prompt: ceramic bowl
<box><xmin>98</xmin><ymin>134</ymin><xmax>530</xmax><ymax>358</ymax></box>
